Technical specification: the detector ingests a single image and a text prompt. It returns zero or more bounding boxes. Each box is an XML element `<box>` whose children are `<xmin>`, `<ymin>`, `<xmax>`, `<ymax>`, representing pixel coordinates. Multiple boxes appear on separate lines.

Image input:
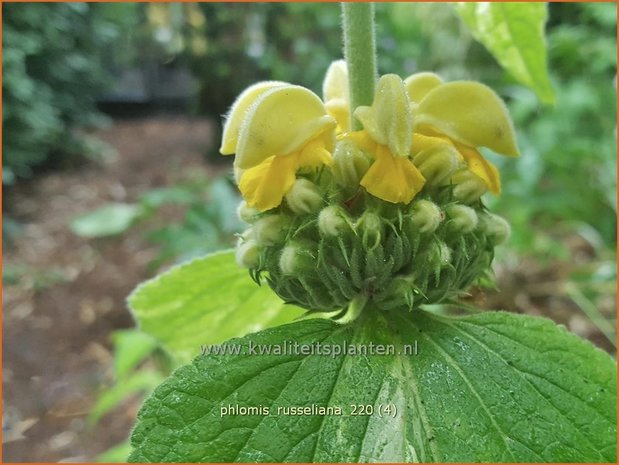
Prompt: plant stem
<box><xmin>341</xmin><ymin>2</ymin><xmax>377</xmax><ymax>131</ymax></box>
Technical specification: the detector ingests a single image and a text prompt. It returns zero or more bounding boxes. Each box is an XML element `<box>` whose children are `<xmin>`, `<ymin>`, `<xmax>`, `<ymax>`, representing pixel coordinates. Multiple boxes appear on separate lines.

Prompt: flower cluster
<box><xmin>221</xmin><ymin>61</ymin><xmax>518</xmax><ymax>319</ymax></box>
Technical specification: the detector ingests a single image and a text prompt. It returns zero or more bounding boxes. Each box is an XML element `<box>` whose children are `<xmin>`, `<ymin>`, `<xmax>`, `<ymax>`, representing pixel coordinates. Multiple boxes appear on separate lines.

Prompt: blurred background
<box><xmin>2</xmin><ymin>2</ymin><xmax>616</xmax><ymax>462</ymax></box>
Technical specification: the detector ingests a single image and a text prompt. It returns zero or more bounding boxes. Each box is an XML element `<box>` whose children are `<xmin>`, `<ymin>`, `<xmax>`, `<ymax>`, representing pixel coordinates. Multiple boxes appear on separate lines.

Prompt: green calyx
<box><xmin>235</xmin><ymin>160</ymin><xmax>507</xmax><ymax>321</ymax></box>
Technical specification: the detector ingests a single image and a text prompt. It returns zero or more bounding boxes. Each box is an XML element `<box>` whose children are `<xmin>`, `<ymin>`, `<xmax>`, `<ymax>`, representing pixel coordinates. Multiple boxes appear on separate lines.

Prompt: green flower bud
<box><xmin>253</xmin><ymin>214</ymin><xmax>287</xmax><ymax>246</ymax></box>
<box><xmin>318</xmin><ymin>205</ymin><xmax>350</xmax><ymax>237</ymax></box>
<box><xmin>451</xmin><ymin>169</ymin><xmax>488</xmax><ymax>203</ymax></box>
<box><xmin>480</xmin><ymin>213</ymin><xmax>511</xmax><ymax>245</ymax></box>
<box><xmin>355</xmin><ymin>211</ymin><xmax>383</xmax><ymax>250</ymax></box>
<box><xmin>410</xmin><ymin>199</ymin><xmax>443</xmax><ymax>233</ymax></box>
<box><xmin>235</xmin><ymin>238</ymin><xmax>259</xmax><ymax>268</ymax></box>
<box><xmin>413</xmin><ymin>144</ymin><xmax>461</xmax><ymax>186</ymax></box>
<box><xmin>446</xmin><ymin>204</ymin><xmax>478</xmax><ymax>233</ymax></box>
<box><xmin>332</xmin><ymin>139</ymin><xmax>372</xmax><ymax>187</ymax></box>
<box><xmin>285</xmin><ymin>178</ymin><xmax>323</xmax><ymax>214</ymax></box>
<box><xmin>375</xmin><ymin>276</ymin><xmax>417</xmax><ymax>311</ymax></box>
<box><xmin>279</xmin><ymin>242</ymin><xmax>316</xmax><ymax>276</ymax></box>
<box><xmin>237</xmin><ymin>201</ymin><xmax>260</xmax><ymax>224</ymax></box>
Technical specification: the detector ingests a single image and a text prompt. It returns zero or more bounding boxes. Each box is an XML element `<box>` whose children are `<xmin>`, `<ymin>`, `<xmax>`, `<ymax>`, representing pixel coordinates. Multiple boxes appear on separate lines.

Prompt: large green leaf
<box><xmin>455</xmin><ymin>2</ymin><xmax>555</xmax><ymax>104</ymax></box>
<box><xmin>129</xmin><ymin>251</ymin><xmax>304</xmax><ymax>363</ymax></box>
<box><xmin>129</xmin><ymin>310</ymin><xmax>616</xmax><ymax>462</ymax></box>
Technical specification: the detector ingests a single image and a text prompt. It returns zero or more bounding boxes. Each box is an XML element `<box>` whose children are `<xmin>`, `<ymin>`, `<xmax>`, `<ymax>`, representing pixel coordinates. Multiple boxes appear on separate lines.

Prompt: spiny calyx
<box><xmin>236</xmin><ymin>173</ymin><xmax>509</xmax><ymax>319</ymax></box>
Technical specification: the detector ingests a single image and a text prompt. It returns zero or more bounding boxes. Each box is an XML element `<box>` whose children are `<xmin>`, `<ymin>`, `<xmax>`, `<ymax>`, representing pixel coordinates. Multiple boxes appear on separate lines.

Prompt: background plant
<box><xmin>2</xmin><ymin>3</ymin><xmax>121</xmax><ymax>183</ymax></box>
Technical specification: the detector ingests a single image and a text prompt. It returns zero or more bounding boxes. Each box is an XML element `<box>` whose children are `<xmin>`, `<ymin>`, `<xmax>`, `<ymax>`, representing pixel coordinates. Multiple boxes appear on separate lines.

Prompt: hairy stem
<box><xmin>341</xmin><ymin>2</ymin><xmax>377</xmax><ymax>131</ymax></box>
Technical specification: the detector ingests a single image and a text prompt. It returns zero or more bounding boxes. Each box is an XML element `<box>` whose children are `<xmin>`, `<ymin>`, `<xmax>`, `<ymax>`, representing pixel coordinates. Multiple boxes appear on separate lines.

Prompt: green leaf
<box><xmin>90</xmin><ymin>370</ymin><xmax>163</xmax><ymax>425</ymax></box>
<box><xmin>455</xmin><ymin>2</ymin><xmax>555</xmax><ymax>104</ymax></box>
<box><xmin>111</xmin><ymin>329</ymin><xmax>160</xmax><ymax>380</ymax></box>
<box><xmin>140</xmin><ymin>187</ymin><xmax>196</xmax><ymax>208</ymax></box>
<box><xmin>129</xmin><ymin>251</ymin><xmax>304</xmax><ymax>363</ymax></box>
<box><xmin>129</xmin><ymin>310</ymin><xmax>616</xmax><ymax>463</ymax></box>
<box><xmin>95</xmin><ymin>438</ymin><xmax>131</xmax><ymax>463</ymax></box>
<box><xmin>70</xmin><ymin>203</ymin><xmax>143</xmax><ymax>238</ymax></box>
<box><xmin>208</xmin><ymin>178</ymin><xmax>245</xmax><ymax>234</ymax></box>
<box><xmin>97</xmin><ymin>440</ymin><xmax>132</xmax><ymax>463</ymax></box>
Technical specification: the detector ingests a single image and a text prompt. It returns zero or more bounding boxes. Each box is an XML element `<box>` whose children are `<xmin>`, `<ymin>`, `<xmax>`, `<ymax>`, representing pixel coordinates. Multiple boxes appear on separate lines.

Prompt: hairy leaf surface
<box><xmin>129</xmin><ymin>310</ymin><xmax>616</xmax><ymax>462</ymax></box>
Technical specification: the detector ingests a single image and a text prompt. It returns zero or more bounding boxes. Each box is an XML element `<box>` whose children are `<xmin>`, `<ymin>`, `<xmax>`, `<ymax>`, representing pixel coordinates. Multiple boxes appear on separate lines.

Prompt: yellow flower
<box><xmin>405</xmin><ymin>72</ymin><xmax>519</xmax><ymax>194</ymax></box>
<box><xmin>221</xmin><ymin>83</ymin><xmax>336</xmax><ymax>211</ymax></box>
<box><xmin>346</xmin><ymin>74</ymin><xmax>426</xmax><ymax>204</ymax></box>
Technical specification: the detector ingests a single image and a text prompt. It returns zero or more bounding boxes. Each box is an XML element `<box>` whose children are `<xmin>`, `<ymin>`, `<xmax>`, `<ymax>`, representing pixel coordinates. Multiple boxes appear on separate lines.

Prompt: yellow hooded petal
<box><xmin>415</xmin><ymin>81</ymin><xmax>520</xmax><ymax>157</ymax></box>
<box><xmin>325</xmin><ymin>99</ymin><xmax>350</xmax><ymax>133</ymax></box>
<box><xmin>220</xmin><ymin>81</ymin><xmax>287</xmax><ymax>155</ymax></box>
<box><xmin>296</xmin><ymin>138</ymin><xmax>334</xmax><ymax>169</ymax></box>
<box><xmin>323</xmin><ymin>60</ymin><xmax>349</xmax><ymax>102</ymax></box>
<box><xmin>456</xmin><ymin>144</ymin><xmax>501</xmax><ymax>194</ymax></box>
<box><xmin>354</xmin><ymin>74</ymin><xmax>413</xmax><ymax>157</ymax></box>
<box><xmin>404</xmin><ymin>72</ymin><xmax>444</xmax><ymax>104</ymax></box>
<box><xmin>238</xmin><ymin>154</ymin><xmax>298</xmax><ymax>211</ymax></box>
<box><xmin>323</xmin><ymin>60</ymin><xmax>350</xmax><ymax>132</ymax></box>
<box><xmin>361</xmin><ymin>145</ymin><xmax>425</xmax><ymax>204</ymax></box>
<box><xmin>235</xmin><ymin>85</ymin><xmax>336</xmax><ymax>170</ymax></box>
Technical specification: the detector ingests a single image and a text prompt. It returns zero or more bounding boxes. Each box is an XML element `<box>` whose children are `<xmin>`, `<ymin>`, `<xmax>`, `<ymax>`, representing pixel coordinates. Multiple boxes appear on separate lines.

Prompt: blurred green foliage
<box><xmin>144</xmin><ymin>177</ymin><xmax>244</xmax><ymax>267</ymax></box>
<box><xmin>492</xmin><ymin>2</ymin><xmax>617</xmax><ymax>253</ymax></box>
<box><xmin>2</xmin><ymin>3</ymin><xmax>117</xmax><ymax>183</ymax></box>
<box><xmin>183</xmin><ymin>3</ymin><xmax>341</xmax><ymax>119</ymax></box>
<box><xmin>91</xmin><ymin>328</ymin><xmax>170</xmax><ymax>463</ymax></box>
<box><xmin>455</xmin><ymin>3</ymin><xmax>555</xmax><ymax>104</ymax></box>
<box><xmin>89</xmin><ymin>329</ymin><xmax>165</xmax><ymax>426</ymax></box>
<box><xmin>70</xmin><ymin>176</ymin><xmax>244</xmax><ymax>268</ymax></box>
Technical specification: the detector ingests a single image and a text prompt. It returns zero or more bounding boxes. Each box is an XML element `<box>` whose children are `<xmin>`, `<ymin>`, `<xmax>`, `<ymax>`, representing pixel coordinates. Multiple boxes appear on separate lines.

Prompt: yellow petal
<box><xmin>323</xmin><ymin>60</ymin><xmax>350</xmax><ymax>132</ymax></box>
<box><xmin>325</xmin><ymin>99</ymin><xmax>350</xmax><ymax>133</ymax></box>
<box><xmin>456</xmin><ymin>144</ymin><xmax>501</xmax><ymax>194</ymax></box>
<box><xmin>411</xmin><ymin>133</ymin><xmax>455</xmax><ymax>156</ymax></box>
<box><xmin>235</xmin><ymin>85</ymin><xmax>336</xmax><ymax>170</ymax></box>
<box><xmin>220</xmin><ymin>81</ymin><xmax>287</xmax><ymax>155</ymax></box>
<box><xmin>415</xmin><ymin>81</ymin><xmax>520</xmax><ymax>157</ymax></box>
<box><xmin>233</xmin><ymin>165</ymin><xmax>244</xmax><ymax>184</ymax></box>
<box><xmin>296</xmin><ymin>138</ymin><xmax>334</xmax><ymax>169</ymax></box>
<box><xmin>354</xmin><ymin>74</ymin><xmax>412</xmax><ymax>157</ymax></box>
<box><xmin>341</xmin><ymin>130</ymin><xmax>377</xmax><ymax>154</ymax></box>
<box><xmin>404</xmin><ymin>72</ymin><xmax>444</xmax><ymax>104</ymax></box>
<box><xmin>361</xmin><ymin>145</ymin><xmax>425</xmax><ymax>204</ymax></box>
<box><xmin>323</xmin><ymin>60</ymin><xmax>349</xmax><ymax>102</ymax></box>
<box><xmin>238</xmin><ymin>154</ymin><xmax>298</xmax><ymax>211</ymax></box>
